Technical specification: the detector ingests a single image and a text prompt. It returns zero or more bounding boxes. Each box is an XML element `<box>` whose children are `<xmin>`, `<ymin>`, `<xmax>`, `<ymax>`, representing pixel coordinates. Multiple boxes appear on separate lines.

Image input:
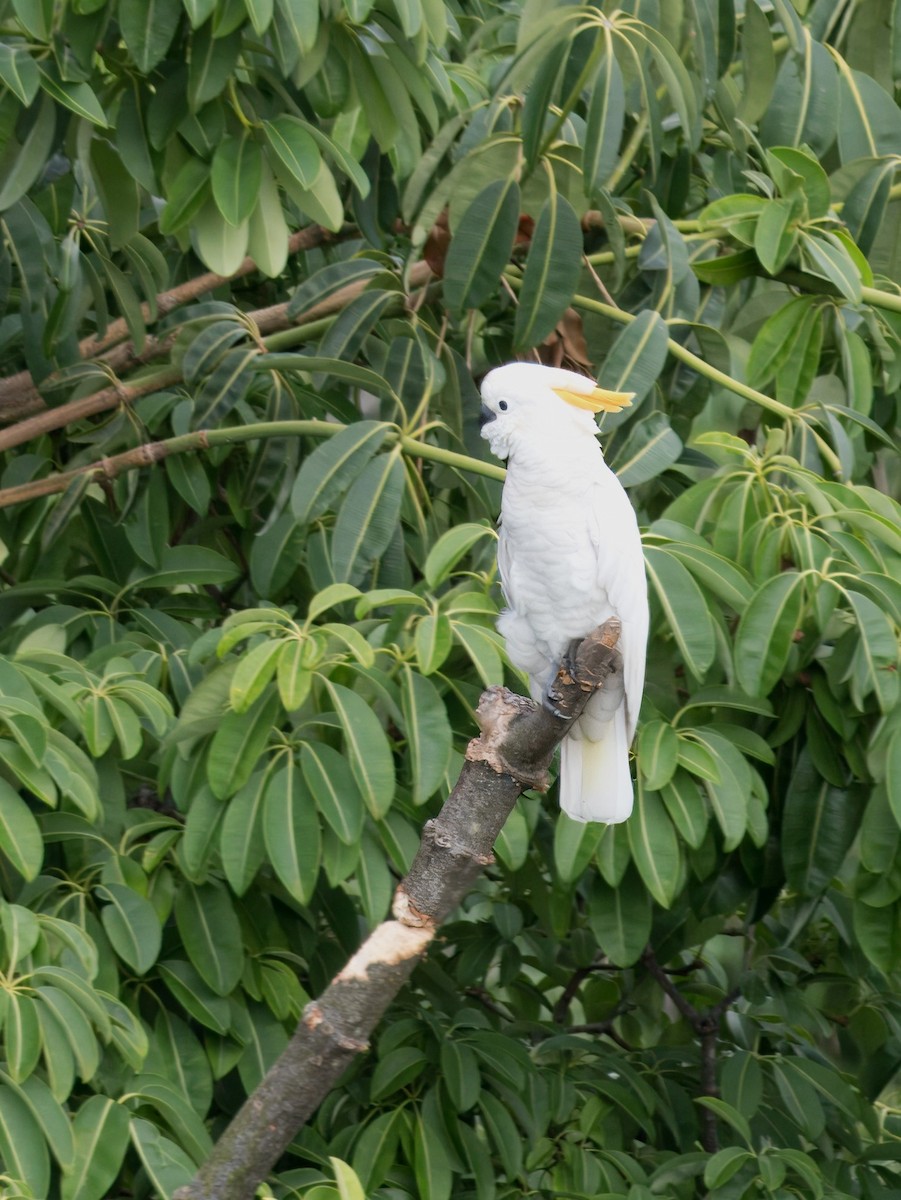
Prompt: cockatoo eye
<box><xmin>498</xmin><ymin>400</ymin><xmax>508</xmax><ymax>411</ymax></box>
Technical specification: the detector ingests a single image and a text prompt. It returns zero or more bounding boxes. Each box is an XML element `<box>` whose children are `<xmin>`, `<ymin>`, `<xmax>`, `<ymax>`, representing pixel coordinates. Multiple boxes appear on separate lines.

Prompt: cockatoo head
<box><xmin>479</xmin><ymin>363</ymin><xmax>634</xmax><ymax>460</ymax></box>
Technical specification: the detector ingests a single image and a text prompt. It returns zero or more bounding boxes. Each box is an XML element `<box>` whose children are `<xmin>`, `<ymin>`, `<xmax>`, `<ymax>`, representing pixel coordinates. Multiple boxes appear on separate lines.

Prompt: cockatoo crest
<box><xmin>480</xmin><ymin>363</ymin><xmax>633</xmax><ymax>460</ymax></box>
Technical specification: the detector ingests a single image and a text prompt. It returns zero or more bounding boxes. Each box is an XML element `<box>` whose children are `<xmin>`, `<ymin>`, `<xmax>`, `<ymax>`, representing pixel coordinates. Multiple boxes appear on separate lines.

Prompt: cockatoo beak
<box><xmin>551</xmin><ymin>386</ymin><xmax>635</xmax><ymax>413</ymax></box>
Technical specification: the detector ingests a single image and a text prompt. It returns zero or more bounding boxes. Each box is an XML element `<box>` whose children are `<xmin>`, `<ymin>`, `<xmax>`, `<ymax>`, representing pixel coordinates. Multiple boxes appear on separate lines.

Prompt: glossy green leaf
<box><xmin>120</xmin><ymin>0</ymin><xmax>181</xmax><ymax>71</ymax></box>
<box><xmin>0</xmin><ymin>94</ymin><xmax>55</xmax><ymax>213</ymax></box>
<box><xmin>588</xmin><ymin>867</ymin><xmax>651</xmax><ymax>967</ymax></box>
<box><xmin>0</xmin><ymin>44</ymin><xmax>40</xmax><ymax>106</ymax></box>
<box><xmin>399</xmin><ymin>665</ymin><xmax>452</xmax><ymax>805</ymax></box>
<box><xmin>612</xmin><ymin>412</ymin><xmax>683</xmax><ymax>487</ymax></box>
<box><xmin>323</xmin><ymin>680</ymin><xmax>395</xmax><ymax>817</ymax></box>
<box><xmin>211</xmin><ymin>134</ymin><xmax>264</xmax><ymax>227</ymax></box>
<box><xmin>331</xmin><ymin>452</ymin><xmax>405</xmax><ymax>584</ymax></box>
<box><xmin>263</xmin><ymin>758</ymin><xmax>321</xmax><ymax>903</ymax></box>
<box><xmin>129</xmin><ymin>1117</ymin><xmax>197</xmax><ymax>1197</ymax></box>
<box><xmin>0</xmin><ymin>1085</ymin><xmax>49</xmax><ymax>1200</ymax></box>
<box><xmin>735</xmin><ymin>572</ymin><xmax>805</xmax><ymax>696</ymax></box>
<box><xmin>97</xmin><ymin>882</ymin><xmax>162</xmax><ymax>974</ymax></box>
<box><xmin>514</xmin><ymin>193</ymin><xmax>583</xmax><ymax>349</ymax></box>
<box><xmin>644</xmin><ymin>545</ymin><xmax>716</xmax><ymax>680</ymax></box>
<box><xmin>301</xmin><ymin>741</ymin><xmax>364</xmax><ymax>845</ymax></box>
<box><xmin>782</xmin><ymin>749</ymin><xmax>861</xmax><ymax>895</ymax></box>
<box><xmin>444</xmin><ymin>178</ymin><xmax>521</xmax><ymax>313</ymax></box>
<box><xmin>659</xmin><ymin>770</ymin><xmax>709</xmax><ymax>849</ymax></box>
<box><xmin>291</xmin><ymin>421</ymin><xmax>391</xmax><ymax>525</ymax></box>
<box><xmin>0</xmin><ymin>779</ymin><xmax>42</xmax><ymax>880</ymax></box>
<box><xmin>220</xmin><ymin>771</ymin><xmax>268</xmax><ymax>895</ymax></box>
<box><xmin>174</xmin><ymin>881</ymin><xmax>244</xmax><ymax>996</ymax></box>
<box><xmin>627</xmin><ymin>786</ymin><xmax>680</xmax><ymax>908</ymax></box>
<box><xmin>61</xmin><ymin>1096</ymin><xmax>130</xmax><ymax>1200</ymax></box>
<box><xmin>207</xmin><ymin>691</ymin><xmax>279</xmax><ymax>799</ymax></box>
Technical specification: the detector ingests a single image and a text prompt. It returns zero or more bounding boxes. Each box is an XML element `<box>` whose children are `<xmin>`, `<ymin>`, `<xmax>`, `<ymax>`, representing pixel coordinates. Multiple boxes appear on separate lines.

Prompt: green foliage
<box><xmin>0</xmin><ymin>0</ymin><xmax>900</xmax><ymax>1198</ymax></box>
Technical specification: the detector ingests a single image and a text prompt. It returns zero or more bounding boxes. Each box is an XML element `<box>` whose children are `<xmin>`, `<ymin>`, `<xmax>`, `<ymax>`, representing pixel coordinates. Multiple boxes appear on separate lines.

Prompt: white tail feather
<box><xmin>559</xmin><ymin>706</ymin><xmax>633</xmax><ymax>823</ymax></box>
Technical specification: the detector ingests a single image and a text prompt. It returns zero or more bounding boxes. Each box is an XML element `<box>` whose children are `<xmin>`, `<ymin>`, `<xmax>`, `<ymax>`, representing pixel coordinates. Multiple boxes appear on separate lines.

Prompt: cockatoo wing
<box><xmin>585</xmin><ymin>471</ymin><xmax>647</xmax><ymax>742</ymax></box>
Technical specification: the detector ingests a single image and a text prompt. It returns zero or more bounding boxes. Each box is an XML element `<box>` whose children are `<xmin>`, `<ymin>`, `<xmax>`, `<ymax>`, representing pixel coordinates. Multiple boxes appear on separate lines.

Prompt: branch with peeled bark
<box><xmin>172</xmin><ymin>619</ymin><xmax>623</xmax><ymax>1200</ymax></box>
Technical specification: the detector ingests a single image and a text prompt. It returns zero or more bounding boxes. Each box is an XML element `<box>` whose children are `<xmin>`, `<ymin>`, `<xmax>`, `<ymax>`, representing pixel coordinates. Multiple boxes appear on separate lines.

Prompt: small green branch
<box><xmin>564</xmin><ymin>290</ymin><xmax>797</xmax><ymax>421</ymax></box>
<box><xmin>0</xmin><ymin>421</ymin><xmax>504</xmax><ymax>511</ymax></box>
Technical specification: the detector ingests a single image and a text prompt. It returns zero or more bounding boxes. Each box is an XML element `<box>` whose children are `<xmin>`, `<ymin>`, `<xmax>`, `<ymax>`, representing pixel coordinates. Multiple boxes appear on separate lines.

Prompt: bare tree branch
<box><xmin>172</xmin><ymin>620</ymin><xmax>623</xmax><ymax>1200</ymax></box>
<box><xmin>0</xmin><ymin>225</ymin><xmax>339</xmax><ymax>420</ymax></box>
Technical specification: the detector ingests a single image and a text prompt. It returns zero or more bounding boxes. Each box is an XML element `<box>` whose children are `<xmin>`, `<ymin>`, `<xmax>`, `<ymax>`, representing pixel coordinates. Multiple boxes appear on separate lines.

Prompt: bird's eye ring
<box><xmin>498</xmin><ymin>400</ymin><xmax>508</xmax><ymax>411</ymax></box>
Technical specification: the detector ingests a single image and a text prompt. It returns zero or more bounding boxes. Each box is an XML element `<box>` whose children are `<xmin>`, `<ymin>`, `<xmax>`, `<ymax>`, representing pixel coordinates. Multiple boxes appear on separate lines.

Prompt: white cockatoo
<box><xmin>480</xmin><ymin>362</ymin><xmax>648</xmax><ymax>823</ymax></box>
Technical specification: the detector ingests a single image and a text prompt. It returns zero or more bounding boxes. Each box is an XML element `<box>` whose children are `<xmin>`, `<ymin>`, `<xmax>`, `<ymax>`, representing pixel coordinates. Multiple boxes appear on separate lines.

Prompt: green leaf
<box><xmin>583</xmin><ymin>43</ymin><xmax>625</xmax><ymax>195</ymax></box>
<box><xmin>0</xmin><ymin>44</ymin><xmax>40</xmax><ymax>106</ymax></box>
<box><xmin>735</xmin><ymin>572</ymin><xmax>805</xmax><ymax>696</ymax></box>
<box><xmin>627</xmin><ymin>785</ymin><xmax>680</xmax><ymax>908</ymax></box>
<box><xmin>207</xmin><ymin>691</ymin><xmax>279</xmax><ymax>800</ymax></box>
<box><xmin>836</xmin><ymin>64</ymin><xmax>901</xmax><ymax>161</ymax></box>
<box><xmin>799</xmin><ymin>229</ymin><xmax>864</xmax><ymax>302</ymax></box>
<box><xmin>644</xmin><ymin>545</ymin><xmax>716</xmax><ymax>680</ymax></box>
<box><xmin>588</xmin><ymin>867</ymin><xmax>651</xmax><ymax>967</ymax></box>
<box><xmin>601</xmin><ymin>310</ymin><xmax>670</xmax><ymax>408</ymax></box>
<box><xmin>612</xmin><ymin>412</ymin><xmax>683</xmax><ymax>487</ymax></box>
<box><xmin>247</xmin><ymin>157</ymin><xmax>289</xmax><ymax>277</ymax></box>
<box><xmin>720</xmin><ymin>1049</ymin><xmax>763</xmax><ymax>1118</ymax></box>
<box><xmin>514</xmin><ymin>193</ymin><xmax>583</xmax><ymax>349</ymax></box>
<box><xmin>119</xmin><ymin>0</ymin><xmax>181</xmax><ymax>72</ymax></box>
<box><xmin>323</xmin><ymin>680</ymin><xmax>395</xmax><ymax>817</ymax></box>
<box><xmin>159</xmin><ymin>156</ymin><xmax>210</xmax><ymax>235</ymax></box>
<box><xmin>659</xmin><ymin>770</ymin><xmax>709</xmax><ymax>850</ymax></box>
<box><xmin>129</xmin><ymin>1118</ymin><xmax>197</xmax><ymax>1197</ymax></box>
<box><xmin>331</xmin><ymin>452</ymin><xmax>405</xmax><ymax>585</ymax></box>
<box><xmin>61</xmin><ymin>1096</ymin><xmax>130</xmax><ymax>1200</ymax></box>
<box><xmin>771</xmin><ymin>1060</ymin><xmax>825</xmax><ymax>1139</ymax></box>
<box><xmin>211</xmin><ymin>134</ymin><xmax>263</xmax><ymax>227</ymax></box>
<box><xmin>444</xmin><ymin>177</ymin><xmax>521</xmax><ymax>313</ymax></box>
<box><xmin>39</xmin><ymin>67</ymin><xmax>108</xmax><ymax>126</ymax></box>
<box><xmin>220</xmin><ymin>771</ymin><xmax>268</xmax><ymax>895</ymax></box>
<box><xmin>553</xmin><ymin>815</ymin><xmax>604</xmax><ymax>885</ymax></box>
<box><xmin>414</xmin><ymin>614</ymin><xmax>453</xmax><ymax>675</ymax></box>
<box><xmin>97</xmin><ymin>882</ymin><xmax>162</xmax><ymax>974</ymax></box>
<box><xmin>128</xmin><ymin>545</ymin><xmax>240</xmax><ymax>590</ymax></box>
<box><xmin>5</xmin><ymin>992</ymin><xmax>41</xmax><ymax>1082</ymax></box>
<box><xmin>174</xmin><ymin>880</ymin><xmax>244</xmax><ymax>996</ymax></box>
<box><xmin>759</xmin><ymin>38</ymin><xmax>837</xmax><ymax>157</ymax></box>
<box><xmin>229</xmin><ymin>639</ymin><xmax>282</xmax><ymax>714</ymax></box>
<box><xmin>0</xmin><ymin>1086</ymin><xmax>50</xmax><ymax>1200</ymax></box>
<box><xmin>0</xmin><ymin>94</ymin><xmax>55</xmax><ymax>213</ymax></box>
<box><xmin>157</xmin><ymin>959</ymin><xmax>231</xmax><ymax>1035</ymax></box>
<box><xmin>704</xmin><ymin>1147</ymin><xmax>754</xmax><ymax>1189</ymax></box>
<box><xmin>782</xmin><ymin>749</ymin><xmax>861</xmax><ymax>895</ymax></box>
<box><xmin>854</xmin><ymin>898</ymin><xmax>901</xmax><ymax>974</ymax></box>
<box><xmin>330</xmin><ymin>1156</ymin><xmax>367</xmax><ymax>1200</ymax></box>
<box><xmin>288</xmin><ymin>258</ymin><xmax>386</xmax><ymax>320</ymax></box>
<box><xmin>264</xmin><ymin>116</ymin><xmax>322</xmax><ymax>188</ymax></box>
<box><xmin>291</xmin><ymin>421</ymin><xmax>391</xmax><ymax>525</ymax></box>
<box><xmin>187</xmin><ymin>25</ymin><xmax>239</xmax><ymax>109</ymax></box>
<box><xmin>694</xmin><ymin>1096</ymin><xmax>752</xmax><ymax>1146</ymax></box>
<box><xmin>263</xmin><ymin>758</ymin><xmax>321</xmax><ymax>903</ymax></box>
<box><xmin>423</xmin><ymin>523</ymin><xmax>494</xmax><ymax>589</ymax></box>
<box><xmin>637</xmin><ymin>721</ymin><xmax>679</xmax><ymax>794</ymax></box>
<box><xmin>192</xmin><ymin>198</ymin><xmax>249</xmax><ymax>275</ymax></box>
<box><xmin>441</xmin><ymin>1041</ymin><xmax>481</xmax><ymax>1113</ymax></box>
<box><xmin>413</xmin><ymin>1113</ymin><xmax>452</xmax><ymax>1200</ymax></box>
<box><xmin>754</xmin><ymin>197</ymin><xmax>799</xmax><ymax>275</ymax></box>
<box><xmin>0</xmin><ymin>779</ymin><xmax>42</xmax><ymax>880</ymax></box>
<box><xmin>301</xmin><ymin>742</ymin><xmax>364</xmax><ymax>845</ymax></box>
<box><xmin>399</xmin><ymin>666</ymin><xmax>452</xmax><ymax>806</ymax></box>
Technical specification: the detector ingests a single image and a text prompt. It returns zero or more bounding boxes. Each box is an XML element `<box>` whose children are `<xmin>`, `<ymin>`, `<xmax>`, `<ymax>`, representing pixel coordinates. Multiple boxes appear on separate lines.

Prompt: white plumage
<box><xmin>480</xmin><ymin>362</ymin><xmax>648</xmax><ymax>823</ymax></box>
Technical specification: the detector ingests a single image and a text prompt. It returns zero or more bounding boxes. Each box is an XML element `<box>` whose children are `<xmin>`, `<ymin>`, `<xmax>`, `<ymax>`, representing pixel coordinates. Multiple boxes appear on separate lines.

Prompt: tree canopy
<box><xmin>0</xmin><ymin>0</ymin><xmax>900</xmax><ymax>1197</ymax></box>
